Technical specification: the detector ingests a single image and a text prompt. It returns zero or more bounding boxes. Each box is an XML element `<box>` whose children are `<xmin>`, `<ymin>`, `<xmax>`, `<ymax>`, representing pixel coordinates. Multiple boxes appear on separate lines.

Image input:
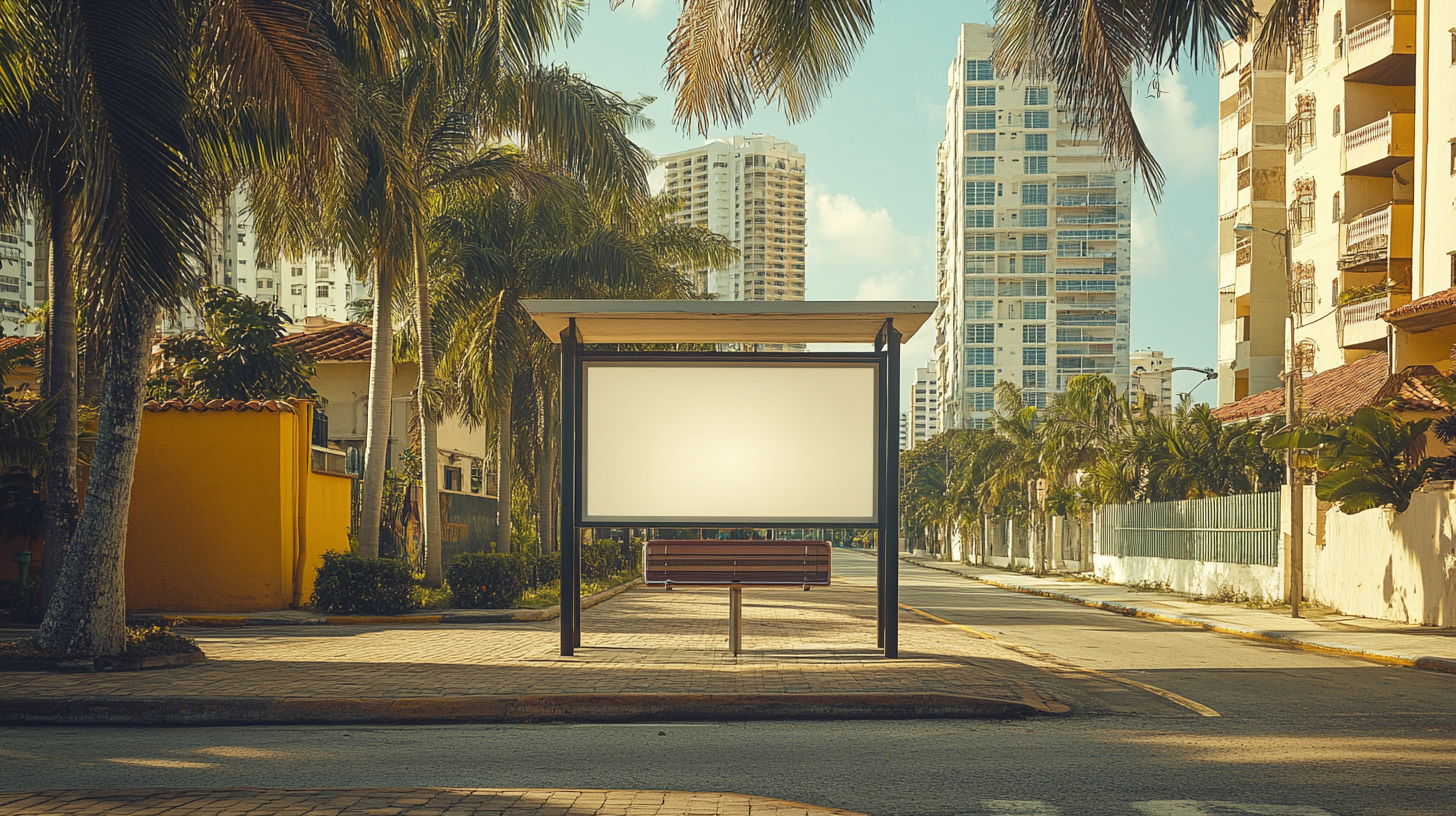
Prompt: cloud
<box><xmin>616</xmin><ymin>0</ymin><xmax>668</xmax><ymax>18</ymax></box>
<box><xmin>806</xmin><ymin>183</ymin><xmax>924</xmax><ymax>268</ymax></box>
<box><xmin>1131</xmin><ymin>70</ymin><xmax>1217</xmax><ymax>182</ymax></box>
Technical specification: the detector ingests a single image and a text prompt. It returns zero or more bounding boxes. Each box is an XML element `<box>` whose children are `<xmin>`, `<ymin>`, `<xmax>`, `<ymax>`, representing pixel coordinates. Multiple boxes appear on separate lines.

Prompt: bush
<box><xmin>583</xmin><ymin>539</ymin><xmax>623</xmax><ymax>580</ymax></box>
<box><xmin>447</xmin><ymin>552</ymin><xmax>530</xmax><ymax>609</ymax></box>
<box><xmin>525</xmin><ymin>547</ymin><xmax>561</xmax><ymax>586</ymax></box>
<box><xmin>310</xmin><ymin>552</ymin><xmax>416</xmax><ymax>614</ymax></box>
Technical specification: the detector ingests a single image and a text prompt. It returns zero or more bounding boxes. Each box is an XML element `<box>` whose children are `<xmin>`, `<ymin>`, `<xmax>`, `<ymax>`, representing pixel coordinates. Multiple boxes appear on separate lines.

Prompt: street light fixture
<box><xmin>1233</xmin><ymin>222</ymin><xmax>1303</xmax><ymax>619</ymax></box>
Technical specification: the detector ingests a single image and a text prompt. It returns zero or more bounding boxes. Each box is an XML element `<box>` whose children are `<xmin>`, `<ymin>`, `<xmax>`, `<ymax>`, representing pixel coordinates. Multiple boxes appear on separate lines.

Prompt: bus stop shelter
<box><xmin>523</xmin><ymin>300</ymin><xmax>936</xmax><ymax>659</ymax></box>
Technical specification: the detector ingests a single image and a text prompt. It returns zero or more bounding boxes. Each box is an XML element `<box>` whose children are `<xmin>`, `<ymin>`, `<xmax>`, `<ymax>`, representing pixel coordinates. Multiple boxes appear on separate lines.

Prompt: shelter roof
<box><xmin>520</xmin><ymin>300</ymin><xmax>936</xmax><ymax>345</ymax></box>
<box><xmin>275</xmin><ymin>322</ymin><xmax>373</xmax><ymax>361</ymax></box>
<box><xmin>144</xmin><ymin>399</ymin><xmax>298</xmax><ymax>413</ymax></box>
<box><xmin>1210</xmin><ymin>352</ymin><xmax>1451</xmax><ymax>422</ymax></box>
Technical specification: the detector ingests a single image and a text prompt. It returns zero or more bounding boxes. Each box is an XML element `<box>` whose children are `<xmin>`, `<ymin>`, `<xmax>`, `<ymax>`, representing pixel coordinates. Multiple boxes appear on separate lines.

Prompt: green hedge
<box><xmin>310</xmin><ymin>552</ymin><xmax>415</xmax><ymax>614</ymax></box>
<box><xmin>447</xmin><ymin>552</ymin><xmax>530</xmax><ymax>609</ymax></box>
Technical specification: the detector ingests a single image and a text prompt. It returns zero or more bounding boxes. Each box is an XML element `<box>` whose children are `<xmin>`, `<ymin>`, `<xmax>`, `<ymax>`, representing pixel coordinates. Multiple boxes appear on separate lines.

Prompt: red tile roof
<box><xmin>144</xmin><ymin>399</ymin><xmax>298</xmax><ymax>414</ymax></box>
<box><xmin>1383</xmin><ymin>287</ymin><xmax>1456</xmax><ymax>324</ymax></box>
<box><xmin>274</xmin><ymin>322</ymin><xmax>373</xmax><ymax>361</ymax></box>
<box><xmin>0</xmin><ymin>335</ymin><xmax>39</xmax><ymax>354</ymax></box>
<box><xmin>1211</xmin><ymin>352</ymin><xmax>1390</xmax><ymax>422</ymax></box>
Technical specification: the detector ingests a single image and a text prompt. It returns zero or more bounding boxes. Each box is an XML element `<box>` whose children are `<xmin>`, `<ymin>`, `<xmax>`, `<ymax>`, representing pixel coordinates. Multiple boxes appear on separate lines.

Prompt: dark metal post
<box><xmin>883</xmin><ymin>320</ymin><xmax>901</xmax><ymax>658</ymax></box>
<box><xmin>874</xmin><ymin>329</ymin><xmax>887</xmax><ymax>649</ymax></box>
<box><xmin>559</xmin><ymin>321</ymin><xmax>578</xmax><ymax>656</ymax></box>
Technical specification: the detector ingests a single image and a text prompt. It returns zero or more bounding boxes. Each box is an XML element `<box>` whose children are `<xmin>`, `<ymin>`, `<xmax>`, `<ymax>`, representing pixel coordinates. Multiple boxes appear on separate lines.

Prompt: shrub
<box><xmin>447</xmin><ymin>553</ymin><xmax>530</xmax><ymax>609</ymax></box>
<box><xmin>582</xmin><ymin>539</ymin><xmax>623</xmax><ymax>579</ymax></box>
<box><xmin>526</xmin><ymin>548</ymin><xmax>561</xmax><ymax>586</ymax></box>
<box><xmin>310</xmin><ymin>552</ymin><xmax>416</xmax><ymax>614</ymax></box>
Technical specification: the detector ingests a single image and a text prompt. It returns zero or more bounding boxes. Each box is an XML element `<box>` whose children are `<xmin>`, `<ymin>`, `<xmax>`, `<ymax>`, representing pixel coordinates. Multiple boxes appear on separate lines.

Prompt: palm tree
<box><xmin>6</xmin><ymin>0</ymin><xmax>354</xmax><ymax>657</ymax></box>
<box><xmin>428</xmin><ymin>176</ymin><xmax>733</xmax><ymax>559</ymax></box>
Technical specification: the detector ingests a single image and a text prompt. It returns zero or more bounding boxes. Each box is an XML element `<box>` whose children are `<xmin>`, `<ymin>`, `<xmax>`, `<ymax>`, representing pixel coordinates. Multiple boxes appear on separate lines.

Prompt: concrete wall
<box><xmin>1308</xmin><ymin>485</ymin><xmax>1456</xmax><ymax>626</ymax></box>
<box><xmin>1090</xmin><ymin>552</ymin><xmax>1285</xmax><ymax>601</ymax></box>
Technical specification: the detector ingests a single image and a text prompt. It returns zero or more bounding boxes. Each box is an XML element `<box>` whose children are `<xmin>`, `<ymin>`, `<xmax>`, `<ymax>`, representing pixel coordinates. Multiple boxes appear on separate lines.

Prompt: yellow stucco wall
<box><xmin>125</xmin><ymin>402</ymin><xmax>351</xmax><ymax>612</ymax></box>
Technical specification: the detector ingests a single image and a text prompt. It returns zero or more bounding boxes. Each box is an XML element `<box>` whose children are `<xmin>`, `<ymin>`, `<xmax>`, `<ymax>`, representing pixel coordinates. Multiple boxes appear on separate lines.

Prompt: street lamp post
<box><xmin>1233</xmin><ymin>222</ymin><xmax>1303</xmax><ymax>618</ymax></box>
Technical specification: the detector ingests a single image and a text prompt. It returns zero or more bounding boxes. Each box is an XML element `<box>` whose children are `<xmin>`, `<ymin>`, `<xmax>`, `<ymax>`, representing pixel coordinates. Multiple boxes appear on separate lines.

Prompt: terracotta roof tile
<box><xmin>0</xmin><ymin>336</ymin><xmax>39</xmax><ymax>354</ymax></box>
<box><xmin>144</xmin><ymin>399</ymin><xmax>298</xmax><ymax>414</ymax></box>
<box><xmin>1378</xmin><ymin>365</ymin><xmax>1452</xmax><ymax>412</ymax></box>
<box><xmin>1211</xmin><ymin>352</ymin><xmax>1392</xmax><ymax>422</ymax></box>
<box><xmin>1383</xmin><ymin>287</ymin><xmax>1456</xmax><ymax>322</ymax></box>
<box><xmin>275</xmin><ymin>322</ymin><xmax>372</xmax><ymax>361</ymax></box>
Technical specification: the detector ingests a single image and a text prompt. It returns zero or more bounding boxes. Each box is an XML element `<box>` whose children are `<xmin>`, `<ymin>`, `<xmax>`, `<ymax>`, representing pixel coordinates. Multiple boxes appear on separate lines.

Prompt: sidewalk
<box><xmin>901</xmin><ymin>556</ymin><xmax>1456</xmax><ymax>674</ymax></box>
<box><xmin>0</xmin><ymin>789</ymin><xmax>866</xmax><ymax>816</ymax></box>
<box><xmin>0</xmin><ymin>577</ymin><xmax>1096</xmax><ymax>726</ymax></box>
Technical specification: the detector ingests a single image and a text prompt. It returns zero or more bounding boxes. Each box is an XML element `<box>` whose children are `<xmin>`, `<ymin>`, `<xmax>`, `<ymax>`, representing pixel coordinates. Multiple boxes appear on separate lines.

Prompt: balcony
<box><xmin>1219</xmin><ymin>250</ymin><xmax>1237</xmax><ymax>289</ymax></box>
<box><xmin>1343</xmin><ymin>203</ymin><xmax>1413</xmax><ymax>262</ymax></box>
<box><xmin>1344</xmin><ymin>112</ymin><xmax>1415</xmax><ymax>176</ymax></box>
<box><xmin>1346</xmin><ymin>12</ymin><xmax>1416</xmax><ymax>85</ymax></box>
<box><xmin>1338</xmin><ymin>294</ymin><xmax>1394</xmax><ymax>349</ymax></box>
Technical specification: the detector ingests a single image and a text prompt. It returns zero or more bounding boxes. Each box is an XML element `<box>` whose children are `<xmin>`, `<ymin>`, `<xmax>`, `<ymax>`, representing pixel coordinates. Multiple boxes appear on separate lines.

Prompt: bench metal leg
<box><xmin>729</xmin><ymin>586</ymin><xmax>742</xmax><ymax>656</ymax></box>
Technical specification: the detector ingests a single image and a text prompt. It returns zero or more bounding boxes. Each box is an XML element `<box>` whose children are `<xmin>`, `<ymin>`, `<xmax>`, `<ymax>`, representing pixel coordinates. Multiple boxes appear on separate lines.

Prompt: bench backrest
<box><xmin>644</xmin><ymin>540</ymin><xmax>832</xmax><ymax>587</ymax></box>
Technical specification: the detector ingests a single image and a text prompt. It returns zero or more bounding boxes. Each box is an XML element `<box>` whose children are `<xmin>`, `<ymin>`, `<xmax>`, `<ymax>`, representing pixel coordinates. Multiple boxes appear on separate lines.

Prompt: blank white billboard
<box><xmin>581</xmin><ymin>362</ymin><xmax>879</xmax><ymax>524</ymax></box>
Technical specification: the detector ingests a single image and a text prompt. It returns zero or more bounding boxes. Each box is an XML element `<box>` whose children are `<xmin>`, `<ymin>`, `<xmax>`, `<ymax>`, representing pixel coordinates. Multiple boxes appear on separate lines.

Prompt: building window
<box><xmin>968</xmin><ymin>132</ymin><xmax>996</xmax><ymax>151</ymax></box>
<box><xmin>1294</xmin><ymin>261</ymin><xmax>1316</xmax><ymax>314</ymax></box>
<box><xmin>1288</xmin><ymin>93</ymin><xmax>1316</xmax><ymax>159</ymax></box>
<box><xmin>967</xmin><ymin>347</ymin><xmax>994</xmax><ymax>366</ymax></box>
<box><xmin>969</xmin><ymin>391</ymin><xmax>995</xmax><ymax>411</ymax></box>
<box><xmin>1024</xmin><ymin>87</ymin><xmax>1049</xmax><ymax>106</ymax></box>
<box><xmin>1021</xmin><ymin>183</ymin><xmax>1048</xmax><ymax>205</ymax></box>
<box><xmin>1449</xmin><ymin>140</ymin><xmax>1456</xmax><ymax>174</ymax></box>
<box><xmin>1293</xmin><ymin>21</ymin><xmax>1318</xmax><ymax>79</ymax></box>
<box><xmin>1023</xmin><ymin>370</ymin><xmax>1047</xmax><ymax>389</ymax></box>
<box><xmin>966</xmin><ymin>59</ymin><xmax>993</xmax><ymax>80</ymax></box>
<box><xmin>1022</xmin><ymin>255</ymin><xmax>1047</xmax><ymax>275</ymax></box>
<box><xmin>316</xmin><ymin>264</ymin><xmax>332</xmax><ymax>280</ymax></box>
<box><xmin>444</xmin><ymin>466</ymin><xmax>463</xmax><ymax>492</ymax></box>
<box><xmin>1289</xmin><ymin>176</ymin><xmax>1316</xmax><ymax>235</ymax></box>
<box><xmin>1333</xmin><ymin>11</ymin><xmax>1344</xmax><ymax>56</ymax></box>
<box><xmin>969</xmin><ymin>369</ymin><xmax>996</xmax><ymax>388</ymax></box>
<box><xmin>1022</xmin><ymin>209</ymin><xmax>1047</xmax><ymax>227</ymax></box>
<box><xmin>967</xmin><ymin>209</ymin><xmax>995</xmax><ymax>228</ymax></box>
<box><xmin>965</xmin><ymin>254</ymin><xmax>995</xmax><ymax>274</ymax></box>
<box><xmin>1022</xmin><ymin>302</ymin><xmax>1046</xmax><ymax>320</ymax></box>
<box><xmin>1023</xmin><ymin>347</ymin><xmax>1047</xmax><ymax>366</ymax></box>
<box><xmin>1025</xmin><ymin>111</ymin><xmax>1050</xmax><ymax>129</ymax></box>
<box><xmin>1021</xmin><ymin>233</ymin><xmax>1048</xmax><ymax>251</ymax></box>
<box><xmin>1024</xmin><ymin>133</ymin><xmax>1048</xmax><ymax>151</ymax></box>
<box><xmin>291</xmin><ymin>266</ymin><xmax>304</xmax><ymax>277</ymax></box>
<box><xmin>1332</xmin><ymin>104</ymin><xmax>1341</xmax><ymax>136</ymax></box>
<box><xmin>965</xmin><ymin>156</ymin><xmax>996</xmax><ymax>175</ymax></box>
<box><xmin>965</xmin><ymin>111</ymin><xmax>997</xmax><ymax>130</ymax></box>
<box><xmin>967</xmin><ymin>323</ymin><xmax>995</xmax><ymax>343</ymax></box>
<box><xmin>0</xmin><ymin>275</ymin><xmax>18</xmax><ymax>294</ymax></box>
<box><xmin>965</xmin><ymin>181</ymin><xmax>996</xmax><ymax>205</ymax></box>
<box><xmin>1332</xmin><ymin>192</ymin><xmax>1341</xmax><ymax>222</ymax></box>
<box><xmin>1023</xmin><ymin>324</ymin><xmax>1046</xmax><ymax>344</ymax></box>
<box><xmin>1025</xmin><ymin>156</ymin><xmax>1049</xmax><ymax>175</ymax></box>
<box><xmin>966</xmin><ymin>86</ymin><xmax>996</xmax><ymax>106</ymax></box>
<box><xmin>291</xmin><ymin>284</ymin><xmax>304</xmax><ymax>296</ymax></box>
<box><xmin>316</xmin><ymin>285</ymin><xmax>330</xmax><ymax>298</ymax></box>
<box><xmin>967</xmin><ymin>233</ymin><xmax>996</xmax><ymax>251</ymax></box>
<box><xmin>967</xmin><ymin>278</ymin><xmax>995</xmax><ymax>296</ymax></box>
<box><xmin>1331</xmin><ymin>277</ymin><xmax>1340</xmax><ymax>305</ymax></box>
<box><xmin>968</xmin><ymin>299</ymin><xmax>994</xmax><ymax>318</ymax></box>
<box><xmin>1295</xmin><ymin>340</ymin><xmax>1317</xmax><ymax>376</ymax></box>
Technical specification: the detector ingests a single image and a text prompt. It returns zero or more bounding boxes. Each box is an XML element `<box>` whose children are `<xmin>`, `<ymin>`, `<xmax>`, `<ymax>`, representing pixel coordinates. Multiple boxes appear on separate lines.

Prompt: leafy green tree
<box><xmin>1267</xmin><ymin>407</ymin><xmax>1434</xmax><ymax>514</ymax></box>
<box><xmin>146</xmin><ymin>286</ymin><xmax>318</xmax><ymax>403</ymax></box>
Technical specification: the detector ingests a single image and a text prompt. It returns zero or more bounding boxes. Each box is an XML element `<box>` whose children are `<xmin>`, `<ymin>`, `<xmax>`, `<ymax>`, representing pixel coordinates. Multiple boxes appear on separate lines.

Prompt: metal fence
<box><xmin>1098</xmin><ymin>492</ymin><xmax>1280</xmax><ymax>566</ymax></box>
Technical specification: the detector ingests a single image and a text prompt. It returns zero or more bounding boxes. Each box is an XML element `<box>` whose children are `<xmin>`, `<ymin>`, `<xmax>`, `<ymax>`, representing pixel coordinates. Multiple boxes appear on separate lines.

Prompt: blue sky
<box><xmin>551</xmin><ymin>0</ymin><xmax>1221</xmax><ymax>405</ymax></box>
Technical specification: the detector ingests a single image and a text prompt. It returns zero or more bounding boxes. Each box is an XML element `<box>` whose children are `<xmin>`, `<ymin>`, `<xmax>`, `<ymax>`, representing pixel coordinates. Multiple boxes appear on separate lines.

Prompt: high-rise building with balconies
<box><xmin>908</xmin><ymin>361</ymin><xmax>940</xmax><ymax>447</ymax></box>
<box><xmin>933</xmin><ymin>23</ymin><xmax>1132</xmax><ymax>430</ymax></box>
<box><xmin>1215</xmin><ymin>1</ymin><xmax>1456</xmax><ymax>405</ymax></box>
<box><xmin>659</xmin><ymin>135</ymin><xmax>807</xmax><ymax>303</ymax></box>
<box><xmin>0</xmin><ymin>214</ymin><xmax>47</xmax><ymax>337</ymax></box>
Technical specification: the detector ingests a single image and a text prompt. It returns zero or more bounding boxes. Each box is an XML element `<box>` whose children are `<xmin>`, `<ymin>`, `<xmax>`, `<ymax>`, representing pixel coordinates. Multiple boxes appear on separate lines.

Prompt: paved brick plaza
<box><xmin>0</xmin><ymin>569</ymin><xmax>1096</xmax><ymax>716</ymax></box>
<box><xmin>0</xmin><ymin>789</ymin><xmax>866</xmax><ymax>816</ymax></box>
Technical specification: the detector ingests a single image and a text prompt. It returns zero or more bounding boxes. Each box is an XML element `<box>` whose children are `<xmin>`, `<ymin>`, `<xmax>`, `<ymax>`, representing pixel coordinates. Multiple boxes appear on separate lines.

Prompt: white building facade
<box><xmin>0</xmin><ymin>215</ymin><xmax>47</xmax><ymax>337</ymax></box>
<box><xmin>660</xmin><ymin>135</ymin><xmax>807</xmax><ymax>303</ymax></box>
<box><xmin>908</xmin><ymin>362</ymin><xmax>940</xmax><ymax>448</ymax></box>
<box><xmin>933</xmin><ymin>23</ymin><xmax>1132</xmax><ymax>430</ymax></box>
<box><xmin>1130</xmin><ymin>348</ymin><xmax>1175</xmax><ymax>415</ymax></box>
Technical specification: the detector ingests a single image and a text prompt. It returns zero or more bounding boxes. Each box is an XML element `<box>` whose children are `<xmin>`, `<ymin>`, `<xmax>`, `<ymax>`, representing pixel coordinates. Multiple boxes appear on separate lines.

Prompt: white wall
<box><xmin>1310</xmin><ymin>485</ymin><xmax>1456</xmax><ymax>626</ymax></box>
<box><xmin>1090</xmin><ymin>552</ymin><xmax>1285</xmax><ymax>601</ymax></box>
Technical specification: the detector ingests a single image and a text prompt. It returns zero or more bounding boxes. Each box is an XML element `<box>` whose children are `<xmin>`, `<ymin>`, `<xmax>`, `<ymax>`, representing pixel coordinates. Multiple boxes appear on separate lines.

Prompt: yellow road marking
<box><xmin>899</xmin><ymin>602</ymin><xmax>1222</xmax><ymax>718</ymax></box>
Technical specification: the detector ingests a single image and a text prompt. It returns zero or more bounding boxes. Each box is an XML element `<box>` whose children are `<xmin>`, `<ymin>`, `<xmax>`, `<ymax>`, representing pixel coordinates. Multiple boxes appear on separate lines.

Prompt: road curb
<box><xmin>125</xmin><ymin>579</ymin><xmax>643</xmax><ymax>628</ymax></box>
<box><xmin>0</xmin><ymin>692</ymin><xmax>1039</xmax><ymax>726</ymax></box>
<box><xmin>903</xmin><ymin>559</ymin><xmax>1456</xmax><ymax>675</ymax></box>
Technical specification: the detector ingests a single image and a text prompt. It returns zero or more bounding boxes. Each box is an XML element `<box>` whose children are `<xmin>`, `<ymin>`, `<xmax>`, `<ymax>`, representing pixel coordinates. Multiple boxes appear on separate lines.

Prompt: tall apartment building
<box><xmin>164</xmin><ymin>188</ymin><xmax>366</xmax><ymax>332</ymax></box>
<box><xmin>0</xmin><ymin>215</ymin><xmax>47</xmax><ymax>337</ymax></box>
<box><xmin>660</xmin><ymin>135</ymin><xmax>807</xmax><ymax>302</ymax></box>
<box><xmin>1130</xmin><ymin>348</ymin><xmax>1175</xmax><ymax>415</ymax></box>
<box><xmin>1217</xmin><ymin>1</ymin><xmax>1456</xmax><ymax>403</ymax></box>
<box><xmin>934</xmin><ymin>23</ymin><xmax>1132</xmax><ymax>430</ymax></box>
<box><xmin>908</xmin><ymin>362</ymin><xmax>940</xmax><ymax>448</ymax></box>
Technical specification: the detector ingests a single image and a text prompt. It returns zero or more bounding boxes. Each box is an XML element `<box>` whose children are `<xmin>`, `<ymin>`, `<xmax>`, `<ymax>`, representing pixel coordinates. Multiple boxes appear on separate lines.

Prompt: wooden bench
<box><xmin>643</xmin><ymin>540</ymin><xmax>832</xmax><ymax>655</ymax></box>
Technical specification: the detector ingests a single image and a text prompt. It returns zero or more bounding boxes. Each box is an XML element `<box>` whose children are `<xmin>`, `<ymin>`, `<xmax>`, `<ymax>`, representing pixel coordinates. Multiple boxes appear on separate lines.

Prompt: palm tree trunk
<box><xmin>41</xmin><ymin>183</ymin><xmax>78</xmax><ymax>609</ymax></box>
<box><xmin>536</xmin><ymin>373</ymin><xmax>555</xmax><ymax>554</ymax></box>
<box><xmin>35</xmin><ymin>301</ymin><xmax>158</xmax><ymax>657</ymax></box>
<box><xmin>415</xmin><ymin>228</ymin><xmax>443</xmax><ymax>586</ymax></box>
<box><xmin>495</xmin><ymin>380</ymin><xmax>513</xmax><ymax>554</ymax></box>
<box><xmin>357</xmin><ymin>251</ymin><xmax>394</xmax><ymax>560</ymax></box>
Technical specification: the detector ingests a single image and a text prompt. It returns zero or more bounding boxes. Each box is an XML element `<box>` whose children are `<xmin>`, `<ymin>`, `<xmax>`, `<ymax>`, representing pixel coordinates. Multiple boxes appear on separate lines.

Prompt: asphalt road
<box><xmin>4</xmin><ymin>553</ymin><xmax>1454</xmax><ymax>816</ymax></box>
